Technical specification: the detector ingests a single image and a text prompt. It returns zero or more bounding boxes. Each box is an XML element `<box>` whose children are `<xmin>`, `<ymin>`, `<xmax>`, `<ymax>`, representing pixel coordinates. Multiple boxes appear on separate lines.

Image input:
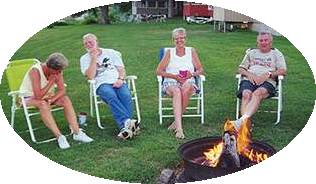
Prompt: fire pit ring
<box><xmin>178</xmin><ymin>136</ymin><xmax>276</xmax><ymax>182</ymax></box>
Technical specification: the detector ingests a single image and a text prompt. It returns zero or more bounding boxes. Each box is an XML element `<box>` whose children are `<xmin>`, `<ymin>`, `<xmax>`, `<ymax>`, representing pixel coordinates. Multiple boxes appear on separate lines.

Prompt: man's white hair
<box><xmin>257</xmin><ymin>31</ymin><xmax>273</xmax><ymax>41</ymax></box>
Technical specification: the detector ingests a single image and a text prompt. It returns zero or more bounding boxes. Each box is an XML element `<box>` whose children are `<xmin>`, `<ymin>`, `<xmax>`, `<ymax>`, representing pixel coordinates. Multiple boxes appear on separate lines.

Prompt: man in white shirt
<box><xmin>235</xmin><ymin>32</ymin><xmax>287</xmax><ymax>129</ymax></box>
<box><xmin>80</xmin><ymin>33</ymin><xmax>138</xmax><ymax>140</ymax></box>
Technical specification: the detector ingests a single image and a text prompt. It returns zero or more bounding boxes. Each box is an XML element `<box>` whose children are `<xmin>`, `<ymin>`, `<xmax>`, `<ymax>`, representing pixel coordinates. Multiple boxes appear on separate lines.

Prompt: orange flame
<box><xmin>244</xmin><ymin>148</ymin><xmax>268</xmax><ymax>163</ymax></box>
<box><xmin>236</xmin><ymin>119</ymin><xmax>252</xmax><ymax>154</ymax></box>
<box><xmin>203</xmin><ymin>142</ymin><xmax>223</xmax><ymax>167</ymax></box>
<box><xmin>203</xmin><ymin>119</ymin><xmax>268</xmax><ymax>167</ymax></box>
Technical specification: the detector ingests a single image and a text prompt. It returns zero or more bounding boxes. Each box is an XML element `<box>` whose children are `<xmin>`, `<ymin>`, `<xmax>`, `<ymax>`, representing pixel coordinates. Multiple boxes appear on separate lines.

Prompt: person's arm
<box><xmin>112</xmin><ymin>66</ymin><xmax>126</xmax><ymax>88</ymax></box>
<box><xmin>238</xmin><ymin>52</ymin><xmax>258</xmax><ymax>85</ymax></box>
<box><xmin>84</xmin><ymin>49</ymin><xmax>98</xmax><ymax>80</ymax></box>
<box><xmin>190</xmin><ymin>48</ymin><xmax>204</xmax><ymax>78</ymax></box>
<box><xmin>29</xmin><ymin>68</ymin><xmax>56</xmax><ymax>99</ymax></box>
<box><xmin>270</xmin><ymin>68</ymin><xmax>286</xmax><ymax>79</ymax></box>
<box><xmin>117</xmin><ymin>66</ymin><xmax>126</xmax><ymax>80</ymax></box>
<box><xmin>47</xmin><ymin>72</ymin><xmax>66</xmax><ymax>104</ymax></box>
<box><xmin>238</xmin><ymin>67</ymin><xmax>254</xmax><ymax>78</ymax></box>
<box><xmin>271</xmin><ymin>49</ymin><xmax>287</xmax><ymax>78</ymax></box>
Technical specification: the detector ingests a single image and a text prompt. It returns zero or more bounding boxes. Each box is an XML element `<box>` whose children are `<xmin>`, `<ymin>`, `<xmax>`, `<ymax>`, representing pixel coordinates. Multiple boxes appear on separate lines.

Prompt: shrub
<box><xmin>46</xmin><ymin>20</ymin><xmax>69</xmax><ymax>29</ymax></box>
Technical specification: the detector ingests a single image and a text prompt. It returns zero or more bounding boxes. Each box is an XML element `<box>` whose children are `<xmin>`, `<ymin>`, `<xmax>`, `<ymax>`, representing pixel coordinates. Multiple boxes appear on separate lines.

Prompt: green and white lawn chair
<box><xmin>6</xmin><ymin>58</ymin><xmax>64</xmax><ymax>143</ymax></box>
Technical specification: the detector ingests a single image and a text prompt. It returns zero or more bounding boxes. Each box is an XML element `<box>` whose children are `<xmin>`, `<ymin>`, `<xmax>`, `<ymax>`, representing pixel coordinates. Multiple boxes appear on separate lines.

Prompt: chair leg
<box><xmin>197</xmin><ymin>97</ymin><xmax>200</xmax><ymax>114</ymax></box>
<box><xmin>275</xmin><ymin>96</ymin><xmax>282</xmax><ymax>125</ymax></box>
<box><xmin>10</xmin><ymin>104</ymin><xmax>16</xmax><ymax>128</ymax></box>
<box><xmin>200</xmin><ymin>82</ymin><xmax>204</xmax><ymax>124</ymax></box>
<box><xmin>95</xmin><ymin>97</ymin><xmax>104</xmax><ymax>129</ymax></box>
<box><xmin>275</xmin><ymin>111</ymin><xmax>281</xmax><ymax>125</ymax></box>
<box><xmin>90</xmin><ymin>86</ymin><xmax>94</xmax><ymax>117</ymax></box>
<box><xmin>21</xmin><ymin>99</ymin><xmax>37</xmax><ymax>143</ymax></box>
<box><xmin>134</xmin><ymin>94</ymin><xmax>141</xmax><ymax>123</ymax></box>
<box><xmin>158</xmin><ymin>87</ymin><xmax>163</xmax><ymax>125</ymax></box>
<box><xmin>131</xmin><ymin>80</ymin><xmax>141</xmax><ymax>123</ymax></box>
<box><xmin>201</xmin><ymin>95</ymin><xmax>204</xmax><ymax>124</ymax></box>
<box><xmin>236</xmin><ymin>98</ymin><xmax>240</xmax><ymax>120</ymax></box>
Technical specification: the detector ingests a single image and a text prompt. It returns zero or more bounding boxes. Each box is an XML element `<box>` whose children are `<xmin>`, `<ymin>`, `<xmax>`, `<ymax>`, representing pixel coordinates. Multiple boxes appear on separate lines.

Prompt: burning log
<box><xmin>219</xmin><ymin>119</ymin><xmax>252</xmax><ymax>168</ymax></box>
<box><xmin>218</xmin><ymin>131</ymin><xmax>240</xmax><ymax>168</ymax></box>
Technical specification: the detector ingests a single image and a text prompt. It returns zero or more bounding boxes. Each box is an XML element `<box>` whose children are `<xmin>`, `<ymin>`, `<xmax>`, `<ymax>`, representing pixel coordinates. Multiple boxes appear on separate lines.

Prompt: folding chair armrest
<box><xmin>198</xmin><ymin>74</ymin><xmax>206</xmax><ymax>82</ymax></box>
<box><xmin>126</xmin><ymin>75</ymin><xmax>138</xmax><ymax>80</ymax></box>
<box><xmin>88</xmin><ymin>79</ymin><xmax>96</xmax><ymax>84</ymax></box>
<box><xmin>8</xmin><ymin>91</ymin><xmax>29</xmax><ymax>97</ymax></box>
<box><xmin>157</xmin><ymin>75</ymin><xmax>163</xmax><ymax>82</ymax></box>
<box><xmin>8</xmin><ymin>91</ymin><xmax>19</xmax><ymax>96</ymax></box>
<box><xmin>235</xmin><ymin>74</ymin><xmax>242</xmax><ymax>79</ymax></box>
<box><xmin>278</xmin><ymin>75</ymin><xmax>284</xmax><ymax>80</ymax></box>
<box><xmin>235</xmin><ymin>74</ymin><xmax>242</xmax><ymax>88</ymax></box>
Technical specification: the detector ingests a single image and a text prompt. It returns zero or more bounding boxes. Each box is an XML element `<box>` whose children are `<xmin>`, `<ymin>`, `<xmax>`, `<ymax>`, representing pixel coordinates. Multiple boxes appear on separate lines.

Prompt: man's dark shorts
<box><xmin>237</xmin><ymin>80</ymin><xmax>276</xmax><ymax>99</ymax></box>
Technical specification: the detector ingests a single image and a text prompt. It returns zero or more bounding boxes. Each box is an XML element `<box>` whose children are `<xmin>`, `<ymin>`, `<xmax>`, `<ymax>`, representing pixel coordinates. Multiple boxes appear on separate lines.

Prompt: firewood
<box><xmin>219</xmin><ymin>132</ymin><xmax>240</xmax><ymax>168</ymax></box>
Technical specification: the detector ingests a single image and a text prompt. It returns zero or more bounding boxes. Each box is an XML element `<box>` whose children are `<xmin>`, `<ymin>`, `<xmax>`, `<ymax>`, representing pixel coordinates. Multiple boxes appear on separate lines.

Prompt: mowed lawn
<box><xmin>0</xmin><ymin>20</ymin><xmax>315</xmax><ymax>183</ymax></box>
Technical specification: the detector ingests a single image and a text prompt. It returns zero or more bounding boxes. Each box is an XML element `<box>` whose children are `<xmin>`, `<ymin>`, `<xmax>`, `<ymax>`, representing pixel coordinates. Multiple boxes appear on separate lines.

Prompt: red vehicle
<box><xmin>183</xmin><ymin>3</ymin><xmax>213</xmax><ymax>18</ymax></box>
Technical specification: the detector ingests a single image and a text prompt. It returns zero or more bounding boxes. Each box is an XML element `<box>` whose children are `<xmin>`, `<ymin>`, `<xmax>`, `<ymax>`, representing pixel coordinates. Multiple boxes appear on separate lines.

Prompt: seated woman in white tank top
<box><xmin>156</xmin><ymin>28</ymin><xmax>204</xmax><ymax>139</ymax></box>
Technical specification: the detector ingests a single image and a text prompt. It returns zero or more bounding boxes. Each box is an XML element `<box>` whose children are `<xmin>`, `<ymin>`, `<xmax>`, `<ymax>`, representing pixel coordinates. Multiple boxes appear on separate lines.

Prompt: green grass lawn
<box><xmin>1</xmin><ymin>19</ymin><xmax>315</xmax><ymax>183</ymax></box>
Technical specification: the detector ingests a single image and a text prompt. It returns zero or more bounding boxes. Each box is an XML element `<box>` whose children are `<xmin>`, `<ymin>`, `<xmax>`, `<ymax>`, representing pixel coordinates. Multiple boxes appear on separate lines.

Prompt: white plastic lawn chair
<box><xmin>157</xmin><ymin>48</ymin><xmax>206</xmax><ymax>125</ymax></box>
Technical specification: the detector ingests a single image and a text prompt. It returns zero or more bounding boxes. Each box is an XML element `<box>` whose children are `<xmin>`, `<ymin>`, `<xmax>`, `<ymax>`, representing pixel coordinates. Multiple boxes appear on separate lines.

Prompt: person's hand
<box><xmin>43</xmin><ymin>96</ymin><xmax>53</xmax><ymax>105</ymax></box>
<box><xmin>253</xmin><ymin>73</ymin><xmax>269</xmax><ymax>85</ymax></box>
<box><xmin>47</xmin><ymin>98</ymin><xmax>53</xmax><ymax>105</ymax></box>
<box><xmin>174</xmin><ymin>74</ymin><xmax>186</xmax><ymax>84</ymax></box>
<box><xmin>185</xmin><ymin>71</ymin><xmax>194</xmax><ymax>79</ymax></box>
<box><xmin>89</xmin><ymin>49</ymin><xmax>99</xmax><ymax>62</ymax></box>
<box><xmin>48</xmin><ymin>74</ymin><xmax>58</xmax><ymax>84</ymax></box>
<box><xmin>113</xmin><ymin>79</ymin><xmax>124</xmax><ymax>88</ymax></box>
<box><xmin>247</xmin><ymin>73</ymin><xmax>259</xmax><ymax>85</ymax></box>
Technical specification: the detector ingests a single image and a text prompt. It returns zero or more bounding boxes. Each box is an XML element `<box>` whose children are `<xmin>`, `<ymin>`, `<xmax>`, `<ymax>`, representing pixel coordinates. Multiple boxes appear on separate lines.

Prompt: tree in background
<box><xmin>65</xmin><ymin>2</ymin><xmax>133</xmax><ymax>25</ymax></box>
<box><xmin>99</xmin><ymin>5</ymin><xmax>110</xmax><ymax>24</ymax></box>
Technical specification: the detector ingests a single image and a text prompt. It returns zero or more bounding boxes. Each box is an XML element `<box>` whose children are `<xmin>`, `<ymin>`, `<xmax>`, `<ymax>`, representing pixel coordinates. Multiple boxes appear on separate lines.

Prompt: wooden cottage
<box><xmin>132</xmin><ymin>0</ymin><xmax>183</xmax><ymax>18</ymax></box>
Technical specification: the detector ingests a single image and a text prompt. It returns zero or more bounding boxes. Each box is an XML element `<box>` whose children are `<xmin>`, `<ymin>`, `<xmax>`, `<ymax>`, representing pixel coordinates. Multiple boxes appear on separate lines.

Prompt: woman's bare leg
<box><xmin>26</xmin><ymin>99</ymin><xmax>62</xmax><ymax>138</ymax></box>
<box><xmin>54</xmin><ymin>96</ymin><xmax>80</xmax><ymax>134</ymax></box>
<box><xmin>180</xmin><ymin>82</ymin><xmax>195</xmax><ymax>113</ymax></box>
<box><xmin>166</xmin><ymin>86</ymin><xmax>184</xmax><ymax>138</ymax></box>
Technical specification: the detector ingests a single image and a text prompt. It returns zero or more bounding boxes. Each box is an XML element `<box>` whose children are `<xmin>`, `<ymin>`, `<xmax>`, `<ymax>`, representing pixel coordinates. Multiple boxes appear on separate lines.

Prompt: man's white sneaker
<box><xmin>233</xmin><ymin>118</ymin><xmax>243</xmax><ymax>130</ymax></box>
<box><xmin>57</xmin><ymin>135</ymin><xmax>70</xmax><ymax>149</ymax></box>
<box><xmin>133</xmin><ymin>120</ymin><xmax>141</xmax><ymax>135</ymax></box>
<box><xmin>73</xmin><ymin>130</ymin><xmax>94</xmax><ymax>143</ymax></box>
<box><xmin>124</xmin><ymin>119</ymin><xmax>136</xmax><ymax>132</ymax></box>
<box><xmin>117</xmin><ymin>128</ymin><xmax>133</xmax><ymax>140</ymax></box>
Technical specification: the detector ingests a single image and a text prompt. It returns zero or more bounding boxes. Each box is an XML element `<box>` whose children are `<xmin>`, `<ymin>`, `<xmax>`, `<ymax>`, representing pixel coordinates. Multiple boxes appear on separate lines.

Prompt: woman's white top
<box><xmin>164</xmin><ymin>47</ymin><xmax>194</xmax><ymax>83</ymax></box>
<box><xmin>19</xmin><ymin>63</ymin><xmax>53</xmax><ymax>97</ymax></box>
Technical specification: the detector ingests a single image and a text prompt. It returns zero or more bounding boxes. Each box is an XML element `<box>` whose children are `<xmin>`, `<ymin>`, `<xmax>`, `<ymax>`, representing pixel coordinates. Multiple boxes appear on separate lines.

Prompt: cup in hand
<box><xmin>179</xmin><ymin>70</ymin><xmax>188</xmax><ymax>78</ymax></box>
<box><xmin>78</xmin><ymin>112</ymin><xmax>87</xmax><ymax>126</ymax></box>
